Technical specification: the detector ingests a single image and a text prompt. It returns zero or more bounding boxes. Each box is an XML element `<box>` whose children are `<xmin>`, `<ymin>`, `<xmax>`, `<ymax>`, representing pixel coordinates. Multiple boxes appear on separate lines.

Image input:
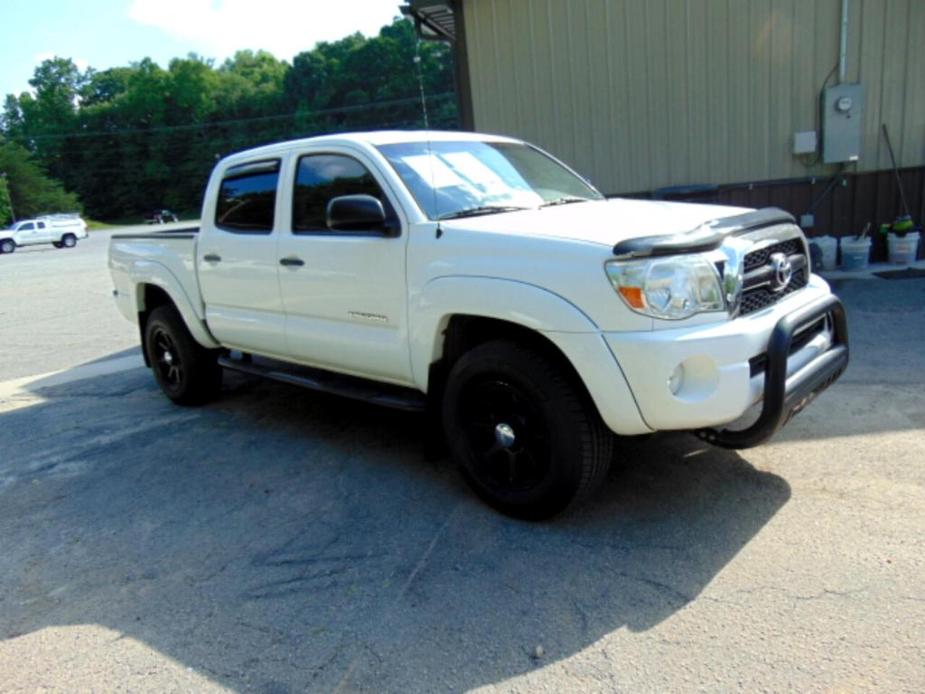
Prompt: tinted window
<box><xmin>19</xmin><ymin>223</ymin><xmax>35</xmax><ymax>231</ymax></box>
<box><xmin>37</xmin><ymin>222</ymin><xmax>46</xmax><ymax>229</ymax></box>
<box><xmin>215</xmin><ymin>161</ymin><xmax>280</xmax><ymax>233</ymax></box>
<box><xmin>292</xmin><ymin>154</ymin><xmax>396</xmax><ymax>232</ymax></box>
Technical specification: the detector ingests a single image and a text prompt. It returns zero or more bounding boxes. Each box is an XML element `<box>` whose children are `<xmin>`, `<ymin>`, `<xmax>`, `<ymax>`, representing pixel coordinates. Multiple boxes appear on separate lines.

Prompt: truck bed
<box><xmin>109</xmin><ymin>227</ymin><xmax>202</xmax><ymax>326</ymax></box>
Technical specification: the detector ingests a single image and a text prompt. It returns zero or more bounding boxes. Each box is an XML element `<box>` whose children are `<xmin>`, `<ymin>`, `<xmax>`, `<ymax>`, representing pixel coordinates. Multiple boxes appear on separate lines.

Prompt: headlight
<box><xmin>605</xmin><ymin>255</ymin><xmax>725</xmax><ymax>320</ymax></box>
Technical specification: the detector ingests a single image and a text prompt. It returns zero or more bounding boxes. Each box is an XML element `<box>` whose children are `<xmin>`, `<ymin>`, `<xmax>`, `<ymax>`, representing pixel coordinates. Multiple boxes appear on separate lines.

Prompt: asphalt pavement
<box><xmin>0</xmin><ymin>231</ymin><xmax>923</xmax><ymax>692</ymax></box>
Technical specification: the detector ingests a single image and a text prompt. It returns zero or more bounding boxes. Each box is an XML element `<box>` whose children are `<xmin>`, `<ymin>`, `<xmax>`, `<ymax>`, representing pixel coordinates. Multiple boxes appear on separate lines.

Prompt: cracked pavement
<box><xmin>0</xmin><ymin>231</ymin><xmax>923</xmax><ymax>692</ymax></box>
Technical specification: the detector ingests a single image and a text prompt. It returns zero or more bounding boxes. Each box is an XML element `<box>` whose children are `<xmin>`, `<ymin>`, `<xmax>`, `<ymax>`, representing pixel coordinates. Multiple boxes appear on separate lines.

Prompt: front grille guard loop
<box><xmin>695</xmin><ymin>294</ymin><xmax>849</xmax><ymax>449</ymax></box>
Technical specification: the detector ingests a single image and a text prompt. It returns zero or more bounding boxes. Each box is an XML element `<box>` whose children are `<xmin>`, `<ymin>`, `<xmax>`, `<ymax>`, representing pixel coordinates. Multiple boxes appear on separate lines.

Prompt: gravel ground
<box><xmin>0</xmin><ymin>233</ymin><xmax>922</xmax><ymax>692</ymax></box>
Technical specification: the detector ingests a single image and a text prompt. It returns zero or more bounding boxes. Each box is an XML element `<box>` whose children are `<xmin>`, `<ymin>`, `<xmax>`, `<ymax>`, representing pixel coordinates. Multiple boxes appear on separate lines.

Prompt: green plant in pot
<box><xmin>880</xmin><ymin>215</ymin><xmax>915</xmax><ymax>237</ymax></box>
<box><xmin>880</xmin><ymin>215</ymin><xmax>922</xmax><ymax>265</ymax></box>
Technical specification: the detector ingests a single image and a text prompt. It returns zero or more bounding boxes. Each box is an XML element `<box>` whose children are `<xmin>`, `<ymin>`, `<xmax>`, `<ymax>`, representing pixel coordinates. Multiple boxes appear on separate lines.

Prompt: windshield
<box><xmin>376</xmin><ymin>141</ymin><xmax>603</xmax><ymax>220</ymax></box>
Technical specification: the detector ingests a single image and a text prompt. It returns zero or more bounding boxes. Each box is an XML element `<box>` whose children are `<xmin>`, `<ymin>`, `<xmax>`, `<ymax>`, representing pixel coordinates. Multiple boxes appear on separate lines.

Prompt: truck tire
<box><xmin>144</xmin><ymin>305</ymin><xmax>222</xmax><ymax>405</ymax></box>
<box><xmin>61</xmin><ymin>234</ymin><xmax>77</xmax><ymax>248</ymax></box>
<box><xmin>52</xmin><ymin>242</ymin><xmax>62</xmax><ymax>249</ymax></box>
<box><xmin>0</xmin><ymin>239</ymin><xmax>13</xmax><ymax>254</ymax></box>
<box><xmin>442</xmin><ymin>340</ymin><xmax>612</xmax><ymax>520</ymax></box>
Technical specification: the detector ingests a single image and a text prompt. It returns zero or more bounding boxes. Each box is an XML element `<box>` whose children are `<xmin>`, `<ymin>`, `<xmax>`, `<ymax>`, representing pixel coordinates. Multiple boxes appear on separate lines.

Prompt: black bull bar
<box><xmin>696</xmin><ymin>294</ymin><xmax>849</xmax><ymax>449</ymax></box>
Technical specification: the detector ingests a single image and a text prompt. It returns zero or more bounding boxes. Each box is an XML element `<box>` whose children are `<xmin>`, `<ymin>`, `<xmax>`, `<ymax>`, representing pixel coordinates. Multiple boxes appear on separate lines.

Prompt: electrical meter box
<box><xmin>821</xmin><ymin>83</ymin><xmax>864</xmax><ymax>163</ymax></box>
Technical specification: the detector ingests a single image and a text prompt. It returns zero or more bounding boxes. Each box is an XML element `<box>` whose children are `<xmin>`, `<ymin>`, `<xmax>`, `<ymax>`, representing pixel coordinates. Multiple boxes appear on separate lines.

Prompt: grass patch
<box><xmin>86</xmin><ymin>219</ymin><xmax>120</xmax><ymax>230</ymax></box>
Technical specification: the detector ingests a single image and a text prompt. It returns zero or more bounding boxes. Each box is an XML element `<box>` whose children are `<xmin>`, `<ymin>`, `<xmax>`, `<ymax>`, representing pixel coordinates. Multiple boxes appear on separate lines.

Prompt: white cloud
<box><xmin>127</xmin><ymin>0</ymin><xmax>403</xmax><ymax>63</ymax></box>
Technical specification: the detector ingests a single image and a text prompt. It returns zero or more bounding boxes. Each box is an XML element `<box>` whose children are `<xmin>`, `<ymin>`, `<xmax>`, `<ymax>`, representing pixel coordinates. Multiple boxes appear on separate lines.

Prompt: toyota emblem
<box><xmin>770</xmin><ymin>252</ymin><xmax>793</xmax><ymax>292</ymax></box>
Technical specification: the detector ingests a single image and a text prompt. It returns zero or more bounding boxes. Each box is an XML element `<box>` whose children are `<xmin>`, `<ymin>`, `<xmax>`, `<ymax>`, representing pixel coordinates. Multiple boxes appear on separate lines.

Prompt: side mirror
<box><xmin>326</xmin><ymin>194</ymin><xmax>387</xmax><ymax>232</ymax></box>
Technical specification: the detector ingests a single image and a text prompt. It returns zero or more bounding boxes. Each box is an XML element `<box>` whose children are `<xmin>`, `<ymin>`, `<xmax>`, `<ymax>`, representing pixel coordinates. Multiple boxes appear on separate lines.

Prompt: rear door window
<box><xmin>215</xmin><ymin>159</ymin><xmax>280</xmax><ymax>234</ymax></box>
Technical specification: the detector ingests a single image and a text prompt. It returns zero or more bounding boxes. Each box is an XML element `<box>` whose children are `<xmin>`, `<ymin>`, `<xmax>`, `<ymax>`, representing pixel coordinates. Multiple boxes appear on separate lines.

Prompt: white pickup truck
<box><xmin>109</xmin><ymin>131</ymin><xmax>848</xmax><ymax>518</ymax></box>
<box><xmin>1</xmin><ymin>214</ymin><xmax>88</xmax><ymax>254</ymax></box>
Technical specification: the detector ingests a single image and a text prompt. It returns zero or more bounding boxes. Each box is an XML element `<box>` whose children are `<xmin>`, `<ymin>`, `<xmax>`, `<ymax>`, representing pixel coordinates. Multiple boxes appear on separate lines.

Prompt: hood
<box><xmin>439</xmin><ymin>198</ymin><xmax>753</xmax><ymax>248</ymax></box>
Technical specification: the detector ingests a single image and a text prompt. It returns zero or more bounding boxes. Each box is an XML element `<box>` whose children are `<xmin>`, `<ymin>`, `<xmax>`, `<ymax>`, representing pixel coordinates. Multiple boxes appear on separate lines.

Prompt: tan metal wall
<box><xmin>461</xmin><ymin>0</ymin><xmax>925</xmax><ymax>194</ymax></box>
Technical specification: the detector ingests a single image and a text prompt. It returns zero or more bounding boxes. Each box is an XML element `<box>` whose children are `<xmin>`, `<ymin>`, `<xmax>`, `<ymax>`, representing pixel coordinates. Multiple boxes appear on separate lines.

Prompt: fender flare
<box><xmin>129</xmin><ymin>260</ymin><xmax>220</xmax><ymax>349</ymax></box>
<box><xmin>410</xmin><ymin>276</ymin><xmax>599</xmax><ymax>386</ymax></box>
<box><xmin>410</xmin><ymin>276</ymin><xmax>651</xmax><ymax>436</ymax></box>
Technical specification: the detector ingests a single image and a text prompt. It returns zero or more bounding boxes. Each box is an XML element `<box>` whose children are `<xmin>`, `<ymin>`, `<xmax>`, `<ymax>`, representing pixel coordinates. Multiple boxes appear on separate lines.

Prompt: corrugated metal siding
<box><xmin>462</xmin><ymin>0</ymin><xmax>925</xmax><ymax>194</ymax></box>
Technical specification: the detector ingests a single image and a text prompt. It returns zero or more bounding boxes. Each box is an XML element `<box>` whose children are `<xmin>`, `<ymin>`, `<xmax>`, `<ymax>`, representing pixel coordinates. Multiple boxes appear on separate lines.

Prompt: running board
<box><xmin>218</xmin><ymin>354</ymin><xmax>427</xmax><ymax>413</ymax></box>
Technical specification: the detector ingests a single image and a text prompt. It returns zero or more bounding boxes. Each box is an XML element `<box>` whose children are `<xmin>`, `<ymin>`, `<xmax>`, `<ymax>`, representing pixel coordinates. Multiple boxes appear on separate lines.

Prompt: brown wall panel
<box><xmin>705</xmin><ymin>167</ymin><xmax>925</xmax><ymax>262</ymax></box>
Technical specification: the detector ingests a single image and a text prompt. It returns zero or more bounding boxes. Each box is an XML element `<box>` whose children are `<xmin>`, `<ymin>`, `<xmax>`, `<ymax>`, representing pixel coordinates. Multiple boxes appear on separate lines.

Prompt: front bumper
<box><xmin>696</xmin><ymin>293</ymin><xmax>848</xmax><ymax>448</ymax></box>
<box><xmin>603</xmin><ymin>280</ymin><xmax>848</xmax><ymax>445</ymax></box>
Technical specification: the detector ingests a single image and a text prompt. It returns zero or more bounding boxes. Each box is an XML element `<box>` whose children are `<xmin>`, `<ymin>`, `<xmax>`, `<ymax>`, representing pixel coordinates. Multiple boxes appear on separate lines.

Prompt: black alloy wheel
<box><xmin>144</xmin><ymin>304</ymin><xmax>221</xmax><ymax>405</ymax></box>
<box><xmin>443</xmin><ymin>340</ymin><xmax>612</xmax><ymax>520</ymax></box>
<box><xmin>151</xmin><ymin>326</ymin><xmax>185</xmax><ymax>394</ymax></box>
<box><xmin>457</xmin><ymin>377</ymin><xmax>552</xmax><ymax>496</ymax></box>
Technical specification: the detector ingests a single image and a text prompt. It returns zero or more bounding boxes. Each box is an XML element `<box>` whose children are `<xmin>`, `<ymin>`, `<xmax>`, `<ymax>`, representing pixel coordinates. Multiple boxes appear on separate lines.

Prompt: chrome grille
<box><xmin>739</xmin><ymin>238</ymin><xmax>808</xmax><ymax>316</ymax></box>
<box><xmin>742</xmin><ymin>238</ymin><xmax>804</xmax><ymax>272</ymax></box>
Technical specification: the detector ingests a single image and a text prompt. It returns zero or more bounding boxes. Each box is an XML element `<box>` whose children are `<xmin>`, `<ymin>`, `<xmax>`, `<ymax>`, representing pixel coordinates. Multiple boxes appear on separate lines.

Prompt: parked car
<box><xmin>109</xmin><ymin>131</ymin><xmax>848</xmax><ymax>519</ymax></box>
<box><xmin>1</xmin><ymin>214</ymin><xmax>88</xmax><ymax>254</ymax></box>
<box><xmin>145</xmin><ymin>209</ymin><xmax>180</xmax><ymax>224</ymax></box>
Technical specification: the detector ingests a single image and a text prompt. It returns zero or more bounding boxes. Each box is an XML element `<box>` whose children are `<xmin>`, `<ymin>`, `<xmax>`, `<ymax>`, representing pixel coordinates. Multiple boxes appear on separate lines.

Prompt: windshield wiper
<box><xmin>437</xmin><ymin>205</ymin><xmax>531</xmax><ymax>220</ymax></box>
<box><xmin>540</xmin><ymin>196</ymin><xmax>593</xmax><ymax>208</ymax></box>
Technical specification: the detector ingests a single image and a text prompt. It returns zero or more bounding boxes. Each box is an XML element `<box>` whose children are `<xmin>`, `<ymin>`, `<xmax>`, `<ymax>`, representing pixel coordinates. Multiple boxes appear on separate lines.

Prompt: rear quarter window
<box><xmin>215</xmin><ymin>159</ymin><xmax>280</xmax><ymax>233</ymax></box>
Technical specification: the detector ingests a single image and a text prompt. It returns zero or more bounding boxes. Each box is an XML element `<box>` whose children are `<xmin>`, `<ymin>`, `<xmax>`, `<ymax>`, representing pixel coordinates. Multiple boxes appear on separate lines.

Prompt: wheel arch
<box><xmin>426</xmin><ymin>313</ymin><xmax>595</xmax><ymax>408</ymax></box>
<box><xmin>135</xmin><ymin>281</ymin><xmax>219</xmax><ymax>365</ymax></box>
<box><xmin>413</xmin><ymin>277</ymin><xmax>651</xmax><ymax>437</ymax></box>
<box><xmin>413</xmin><ymin>276</ymin><xmax>600</xmax><ymax>419</ymax></box>
<box><xmin>411</xmin><ymin>276</ymin><xmax>600</xmax><ymax>389</ymax></box>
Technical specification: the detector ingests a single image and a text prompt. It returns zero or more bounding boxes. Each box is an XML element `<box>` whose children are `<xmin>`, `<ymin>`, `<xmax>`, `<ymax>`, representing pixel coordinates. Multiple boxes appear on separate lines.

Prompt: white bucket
<box><xmin>812</xmin><ymin>235</ymin><xmax>838</xmax><ymax>270</ymax></box>
<box><xmin>840</xmin><ymin>236</ymin><xmax>871</xmax><ymax>271</ymax></box>
<box><xmin>887</xmin><ymin>231</ymin><xmax>920</xmax><ymax>265</ymax></box>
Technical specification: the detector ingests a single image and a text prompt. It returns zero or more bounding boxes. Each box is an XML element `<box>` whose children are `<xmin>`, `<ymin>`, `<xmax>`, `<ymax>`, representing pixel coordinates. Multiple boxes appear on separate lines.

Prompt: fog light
<box><xmin>668</xmin><ymin>364</ymin><xmax>684</xmax><ymax>395</ymax></box>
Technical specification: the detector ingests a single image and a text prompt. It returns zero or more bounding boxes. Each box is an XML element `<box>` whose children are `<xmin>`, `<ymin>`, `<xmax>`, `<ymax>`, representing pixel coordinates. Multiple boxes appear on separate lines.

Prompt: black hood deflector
<box><xmin>611</xmin><ymin>207</ymin><xmax>796</xmax><ymax>259</ymax></box>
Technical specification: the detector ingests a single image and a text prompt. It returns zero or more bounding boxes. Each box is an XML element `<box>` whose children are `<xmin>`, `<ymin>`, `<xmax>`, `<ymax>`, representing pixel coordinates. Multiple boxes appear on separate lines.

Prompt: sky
<box><xmin>0</xmin><ymin>0</ymin><xmax>404</xmax><ymax>97</ymax></box>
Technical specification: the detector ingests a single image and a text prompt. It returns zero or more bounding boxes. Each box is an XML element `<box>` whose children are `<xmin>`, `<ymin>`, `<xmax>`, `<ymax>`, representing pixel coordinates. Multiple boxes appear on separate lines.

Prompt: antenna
<box><xmin>415</xmin><ymin>38</ymin><xmax>441</xmax><ymax>235</ymax></box>
<box><xmin>414</xmin><ymin>39</ymin><xmax>430</xmax><ymax>129</ymax></box>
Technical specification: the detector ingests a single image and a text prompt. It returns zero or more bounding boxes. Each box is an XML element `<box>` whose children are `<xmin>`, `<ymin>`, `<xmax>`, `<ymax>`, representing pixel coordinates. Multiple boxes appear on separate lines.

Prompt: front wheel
<box><xmin>144</xmin><ymin>305</ymin><xmax>222</xmax><ymax>405</ymax></box>
<box><xmin>0</xmin><ymin>239</ymin><xmax>14</xmax><ymax>254</ymax></box>
<box><xmin>61</xmin><ymin>234</ymin><xmax>77</xmax><ymax>248</ymax></box>
<box><xmin>442</xmin><ymin>340</ymin><xmax>613</xmax><ymax>520</ymax></box>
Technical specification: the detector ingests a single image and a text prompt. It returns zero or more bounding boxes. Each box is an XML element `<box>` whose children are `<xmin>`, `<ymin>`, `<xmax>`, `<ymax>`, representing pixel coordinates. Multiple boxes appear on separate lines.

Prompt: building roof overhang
<box><xmin>400</xmin><ymin>0</ymin><xmax>457</xmax><ymax>42</ymax></box>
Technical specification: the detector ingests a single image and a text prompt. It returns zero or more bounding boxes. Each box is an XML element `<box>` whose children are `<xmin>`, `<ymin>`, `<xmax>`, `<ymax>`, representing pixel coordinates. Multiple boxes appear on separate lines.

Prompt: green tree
<box><xmin>79</xmin><ymin>67</ymin><xmax>134</xmax><ymax>107</ymax></box>
<box><xmin>0</xmin><ymin>174</ymin><xmax>12</xmax><ymax>226</ymax></box>
<box><xmin>0</xmin><ymin>139</ymin><xmax>81</xmax><ymax>219</ymax></box>
<box><xmin>0</xmin><ymin>17</ymin><xmax>458</xmax><ymax>221</ymax></box>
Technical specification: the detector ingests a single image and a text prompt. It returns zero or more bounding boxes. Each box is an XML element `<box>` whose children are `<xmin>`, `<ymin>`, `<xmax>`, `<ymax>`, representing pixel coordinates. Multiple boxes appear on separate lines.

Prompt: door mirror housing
<box><xmin>326</xmin><ymin>194</ymin><xmax>388</xmax><ymax>232</ymax></box>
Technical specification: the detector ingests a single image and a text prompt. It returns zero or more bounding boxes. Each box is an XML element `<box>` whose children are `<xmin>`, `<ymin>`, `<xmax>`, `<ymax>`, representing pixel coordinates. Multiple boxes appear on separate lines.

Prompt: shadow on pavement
<box><xmin>0</xmin><ymin>364</ymin><xmax>790</xmax><ymax>692</ymax></box>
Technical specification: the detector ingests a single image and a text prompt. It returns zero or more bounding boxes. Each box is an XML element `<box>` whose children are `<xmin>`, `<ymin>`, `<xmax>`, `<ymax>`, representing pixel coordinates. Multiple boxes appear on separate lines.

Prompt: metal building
<box><xmin>404</xmin><ymin>0</ymin><xmax>925</xmax><ymax>257</ymax></box>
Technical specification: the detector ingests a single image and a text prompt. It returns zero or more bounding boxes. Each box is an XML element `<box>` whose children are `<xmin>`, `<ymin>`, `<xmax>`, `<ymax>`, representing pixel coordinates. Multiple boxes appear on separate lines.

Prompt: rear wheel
<box><xmin>61</xmin><ymin>234</ymin><xmax>77</xmax><ymax>248</ymax></box>
<box><xmin>442</xmin><ymin>340</ymin><xmax>612</xmax><ymax>520</ymax></box>
<box><xmin>0</xmin><ymin>239</ymin><xmax>14</xmax><ymax>254</ymax></box>
<box><xmin>52</xmin><ymin>242</ymin><xmax>62</xmax><ymax>249</ymax></box>
<box><xmin>144</xmin><ymin>305</ymin><xmax>222</xmax><ymax>405</ymax></box>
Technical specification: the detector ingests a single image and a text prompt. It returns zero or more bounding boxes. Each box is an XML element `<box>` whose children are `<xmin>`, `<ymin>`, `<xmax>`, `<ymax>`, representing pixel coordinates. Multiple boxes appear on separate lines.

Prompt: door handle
<box><xmin>203</xmin><ymin>253</ymin><xmax>222</xmax><ymax>263</ymax></box>
<box><xmin>279</xmin><ymin>256</ymin><xmax>305</xmax><ymax>267</ymax></box>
